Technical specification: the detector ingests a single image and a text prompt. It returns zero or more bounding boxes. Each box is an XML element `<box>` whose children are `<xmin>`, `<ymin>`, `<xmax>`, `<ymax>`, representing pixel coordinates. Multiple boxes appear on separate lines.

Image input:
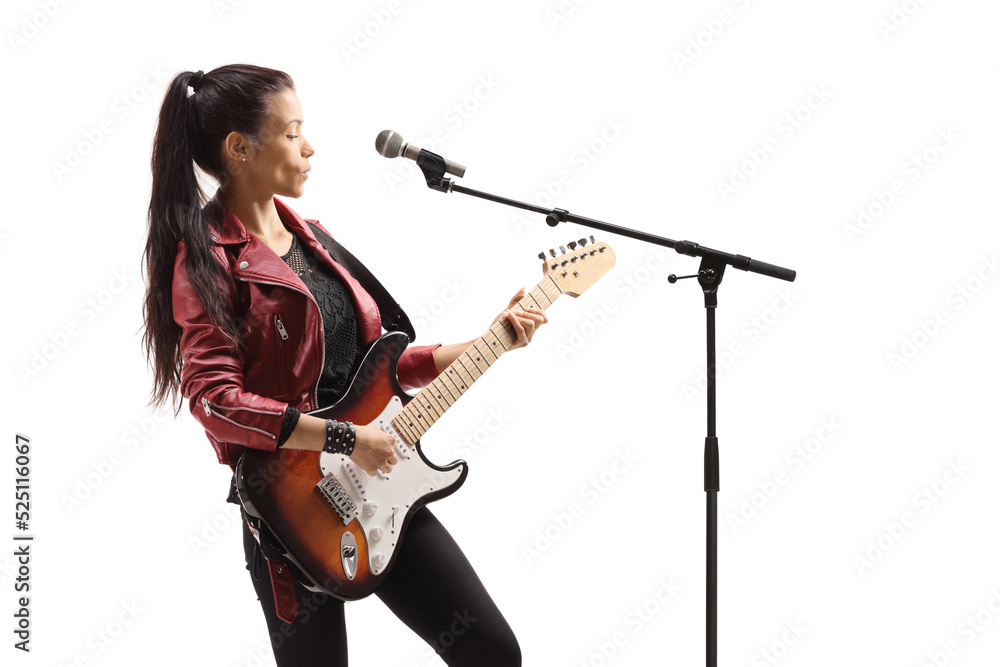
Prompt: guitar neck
<box><xmin>391</xmin><ymin>277</ymin><xmax>563</xmax><ymax>445</ymax></box>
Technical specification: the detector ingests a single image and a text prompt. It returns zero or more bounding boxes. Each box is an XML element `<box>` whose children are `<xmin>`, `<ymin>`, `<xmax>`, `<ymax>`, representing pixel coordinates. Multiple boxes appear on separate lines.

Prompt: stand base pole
<box><xmin>707</xmin><ymin>489</ymin><xmax>717</xmax><ymax>667</ymax></box>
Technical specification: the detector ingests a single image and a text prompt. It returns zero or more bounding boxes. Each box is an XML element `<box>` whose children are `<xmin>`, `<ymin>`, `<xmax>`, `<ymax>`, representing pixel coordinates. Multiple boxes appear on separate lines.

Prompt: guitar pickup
<box><xmin>341</xmin><ymin>460</ymin><xmax>368</xmax><ymax>499</ymax></box>
<box><xmin>395</xmin><ymin>441</ymin><xmax>412</xmax><ymax>460</ymax></box>
<box><xmin>383</xmin><ymin>423</ymin><xmax>412</xmax><ymax>460</ymax></box>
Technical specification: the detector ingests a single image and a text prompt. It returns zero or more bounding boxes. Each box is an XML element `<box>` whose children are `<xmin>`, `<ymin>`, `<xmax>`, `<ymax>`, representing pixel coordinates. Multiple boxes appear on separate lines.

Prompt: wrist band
<box><xmin>343</xmin><ymin>421</ymin><xmax>356</xmax><ymax>456</ymax></box>
<box><xmin>324</xmin><ymin>419</ymin><xmax>357</xmax><ymax>457</ymax></box>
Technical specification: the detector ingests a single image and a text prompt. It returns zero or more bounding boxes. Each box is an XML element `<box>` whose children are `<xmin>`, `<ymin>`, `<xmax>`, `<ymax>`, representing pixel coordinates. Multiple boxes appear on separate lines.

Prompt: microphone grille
<box><xmin>375</xmin><ymin>130</ymin><xmax>404</xmax><ymax>157</ymax></box>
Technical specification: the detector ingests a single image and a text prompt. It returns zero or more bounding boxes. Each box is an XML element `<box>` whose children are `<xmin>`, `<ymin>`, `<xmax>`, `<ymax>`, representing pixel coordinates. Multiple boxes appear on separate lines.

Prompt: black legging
<box><xmin>242</xmin><ymin>507</ymin><xmax>521</xmax><ymax>666</ymax></box>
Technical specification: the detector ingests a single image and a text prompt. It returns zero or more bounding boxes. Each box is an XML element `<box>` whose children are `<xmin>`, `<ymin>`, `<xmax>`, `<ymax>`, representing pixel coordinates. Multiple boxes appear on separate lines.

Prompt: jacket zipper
<box><xmin>275</xmin><ymin>315</ymin><xmax>288</xmax><ymax>395</ymax></box>
<box><xmin>201</xmin><ymin>397</ymin><xmax>279</xmax><ymax>440</ymax></box>
<box><xmin>236</xmin><ymin>275</ymin><xmax>325</xmax><ymax>410</ymax></box>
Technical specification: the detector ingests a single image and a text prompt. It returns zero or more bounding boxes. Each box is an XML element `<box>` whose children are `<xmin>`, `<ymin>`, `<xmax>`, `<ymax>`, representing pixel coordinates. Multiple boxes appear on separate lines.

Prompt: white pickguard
<box><xmin>317</xmin><ymin>396</ymin><xmax>463</xmax><ymax>576</ymax></box>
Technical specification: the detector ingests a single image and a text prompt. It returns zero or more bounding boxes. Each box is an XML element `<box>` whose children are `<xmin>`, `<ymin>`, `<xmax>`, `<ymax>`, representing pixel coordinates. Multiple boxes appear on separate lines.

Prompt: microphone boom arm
<box><xmin>422</xmin><ymin>175</ymin><xmax>796</xmax><ymax>283</ymax></box>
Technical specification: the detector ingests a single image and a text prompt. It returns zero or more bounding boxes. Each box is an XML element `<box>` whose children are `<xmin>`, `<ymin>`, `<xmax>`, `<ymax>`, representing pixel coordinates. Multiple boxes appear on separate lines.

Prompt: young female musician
<box><xmin>142</xmin><ymin>64</ymin><xmax>546</xmax><ymax>666</ymax></box>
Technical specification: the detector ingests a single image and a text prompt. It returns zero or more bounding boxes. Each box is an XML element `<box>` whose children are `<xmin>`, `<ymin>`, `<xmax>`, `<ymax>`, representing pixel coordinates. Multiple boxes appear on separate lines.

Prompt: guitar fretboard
<box><xmin>391</xmin><ymin>279</ymin><xmax>562</xmax><ymax>445</ymax></box>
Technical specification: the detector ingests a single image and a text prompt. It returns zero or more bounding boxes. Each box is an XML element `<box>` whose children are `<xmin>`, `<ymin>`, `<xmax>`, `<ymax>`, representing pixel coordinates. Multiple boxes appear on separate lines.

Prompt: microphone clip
<box><xmin>426</xmin><ymin>177</ymin><xmax>453</xmax><ymax>193</ymax></box>
<box><xmin>417</xmin><ymin>150</ymin><xmax>452</xmax><ymax>191</ymax></box>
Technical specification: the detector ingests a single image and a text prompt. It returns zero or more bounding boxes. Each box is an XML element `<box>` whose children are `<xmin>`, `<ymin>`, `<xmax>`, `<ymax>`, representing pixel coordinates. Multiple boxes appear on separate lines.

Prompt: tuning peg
<box><xmin>549</xmin><ymin>248</ymin><xmax>557</xmax><ymax>258</ymax></box>
<box><xmin>578</xmin><ymin>238</ymin><xmax>588</xmax><ymax>247</ymax></box>
<box><xmin>589</xmin><ymin>235</ymin><xmax>596</xmax><ymax>244</ymax></box>
<box><xmin>559</xmin><ymin>245</ymin><xmax>567</xmax><ymax>254</ymax></box>
<box><xmin>568</xmin><ymin>241</ymin><xmax>577</xmax><ymax>250</ymax></box>
<box><xmin>538</xmin><ymin>252</ymin><xmax>546</xmax><ymax>261</ymax></box>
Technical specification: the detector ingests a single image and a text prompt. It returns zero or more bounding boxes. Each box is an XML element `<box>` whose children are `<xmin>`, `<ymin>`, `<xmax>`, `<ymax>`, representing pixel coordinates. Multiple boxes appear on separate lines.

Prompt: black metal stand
<box><xmin>413</xmin><ymin>154</ymin><xmax>796</xmax><ymax>666</ymax></box>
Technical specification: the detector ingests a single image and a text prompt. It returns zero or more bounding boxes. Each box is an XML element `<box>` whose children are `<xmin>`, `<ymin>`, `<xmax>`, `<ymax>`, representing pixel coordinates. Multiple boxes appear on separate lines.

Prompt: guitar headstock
<box><xmin>538</xmin><ymin>237</ymin><xmax>616</xmax><ymax>297</ymax></box>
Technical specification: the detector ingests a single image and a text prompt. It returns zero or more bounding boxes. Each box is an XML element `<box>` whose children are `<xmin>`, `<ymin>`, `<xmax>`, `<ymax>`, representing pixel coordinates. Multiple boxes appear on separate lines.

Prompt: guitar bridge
<box><xmin>316</xmin><ymin>473</ymin><xmax>358</xmax><ymax>525</ymax></box>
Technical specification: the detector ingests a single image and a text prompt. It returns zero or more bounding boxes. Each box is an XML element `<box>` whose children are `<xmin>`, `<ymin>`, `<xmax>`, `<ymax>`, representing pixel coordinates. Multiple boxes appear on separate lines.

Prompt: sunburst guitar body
<box><xmin>236</xmin><ymin>240</ymin><xmax>615</xmax><ymax>600</ymax></box>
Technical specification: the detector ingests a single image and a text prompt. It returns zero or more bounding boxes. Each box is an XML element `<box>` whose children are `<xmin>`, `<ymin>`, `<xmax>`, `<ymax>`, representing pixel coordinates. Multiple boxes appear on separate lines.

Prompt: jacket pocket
<box><xmin>238</xmin><ymin>311</ymin><xmax>290</xmax><ymax>401</ymax></box>
<box><xmin>274</xmin><ymin>314</ymin><xmax>289</xmax><ymax>397</ymax></box>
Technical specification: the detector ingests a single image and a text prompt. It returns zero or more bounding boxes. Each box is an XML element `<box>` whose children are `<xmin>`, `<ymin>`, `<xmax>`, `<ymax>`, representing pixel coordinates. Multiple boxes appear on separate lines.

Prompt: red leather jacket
<box><xmin>172</xmin><ymin>193</ymin><xmax>441</xmax><ymax>469</ymax></box>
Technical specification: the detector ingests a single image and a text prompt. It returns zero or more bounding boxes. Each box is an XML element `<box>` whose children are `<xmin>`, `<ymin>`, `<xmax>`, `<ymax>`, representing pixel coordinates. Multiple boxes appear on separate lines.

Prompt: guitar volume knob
<box><xmin>363</xmin><ymin>501</ymin><xmax>379</xmax><ymax>516</ymax></box>
<box><xmin>369</xmin><ymin>526</ymin><xmax>385</xmax><ymax>542</ymax></box>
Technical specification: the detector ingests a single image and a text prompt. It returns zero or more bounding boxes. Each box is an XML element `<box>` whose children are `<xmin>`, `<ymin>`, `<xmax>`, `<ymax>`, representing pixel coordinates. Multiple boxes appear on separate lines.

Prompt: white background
<box><xmin>2</xmin><ymin>1</ymin><xmax>999</xmax><ymax>665</ymax></box>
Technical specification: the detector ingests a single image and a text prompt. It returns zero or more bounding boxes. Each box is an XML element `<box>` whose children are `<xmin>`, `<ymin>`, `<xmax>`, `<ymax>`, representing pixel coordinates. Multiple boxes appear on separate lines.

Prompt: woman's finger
<box><xmin>507</xmin><ymin>309</ymin><xmax>528</xmax><ymax>345</ymax></box>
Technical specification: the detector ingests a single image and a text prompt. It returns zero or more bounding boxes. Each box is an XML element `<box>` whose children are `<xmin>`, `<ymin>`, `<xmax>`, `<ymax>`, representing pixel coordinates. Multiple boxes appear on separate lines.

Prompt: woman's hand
<box><xmin>349</xmin><ymin>424</ymin><xmax>399</xmax><ymax>476</ymax></box>
<box><xmin>491</xmin><ymin>287</ymin><xmax>549</xmax><ymax>351</ymax></box>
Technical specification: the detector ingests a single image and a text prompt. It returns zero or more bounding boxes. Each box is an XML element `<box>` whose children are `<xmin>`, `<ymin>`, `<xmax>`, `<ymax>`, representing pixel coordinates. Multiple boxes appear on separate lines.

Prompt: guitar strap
<box><xmin>304</xmin><ymin>219</ymin><xmax>417</xmax><ymax>343</ymax></box>
<box><xmin>231</xmin><ymin>477</ymin><xmax>308</xmax><ymax>622</ymax></box>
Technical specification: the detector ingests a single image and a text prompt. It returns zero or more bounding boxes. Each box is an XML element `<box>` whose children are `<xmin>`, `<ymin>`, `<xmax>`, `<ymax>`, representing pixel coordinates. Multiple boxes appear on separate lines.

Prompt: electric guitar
<box><xmin>236</xmin><ymin>240</ymin><xmax>615</xmax><ymax>600</ymax></box>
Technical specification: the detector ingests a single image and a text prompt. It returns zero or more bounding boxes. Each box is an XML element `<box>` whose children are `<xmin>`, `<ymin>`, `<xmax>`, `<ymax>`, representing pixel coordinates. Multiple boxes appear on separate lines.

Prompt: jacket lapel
<box><xmin>273</xmin><ymin>196</ymin><xmax>381</xmax><ymax>342</ymax></box>
<box><xmin>209</xmin><ymin>191</ymin><xmax>381</xmax><ymax>342</ymax></box>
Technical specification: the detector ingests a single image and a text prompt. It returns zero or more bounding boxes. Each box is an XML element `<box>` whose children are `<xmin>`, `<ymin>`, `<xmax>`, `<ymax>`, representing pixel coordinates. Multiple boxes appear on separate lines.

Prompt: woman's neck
<box><xmin>219</xmin><ymin>185</ymin><xmax>285</xmax><ymax>241</ymax></box>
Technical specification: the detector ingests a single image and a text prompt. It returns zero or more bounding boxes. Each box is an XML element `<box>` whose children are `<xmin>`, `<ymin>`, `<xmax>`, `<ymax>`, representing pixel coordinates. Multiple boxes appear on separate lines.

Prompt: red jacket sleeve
<box><xmin>172</xmin><ymin>241</ymin><xmax>289</xmax><ymax>451</ymax></box>
<box><xmin>397</xmin><ymin>343</ymin><xmax>442</xmax><ymax>392</ymax></box>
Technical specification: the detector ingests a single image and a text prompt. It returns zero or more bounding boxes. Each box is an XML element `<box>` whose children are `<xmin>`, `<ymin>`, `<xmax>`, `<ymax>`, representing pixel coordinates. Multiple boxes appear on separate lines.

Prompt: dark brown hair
<box><xmin>142</xmin><ymin>64</ymin><xmax>295</xmax><ymax>412</ymax></box>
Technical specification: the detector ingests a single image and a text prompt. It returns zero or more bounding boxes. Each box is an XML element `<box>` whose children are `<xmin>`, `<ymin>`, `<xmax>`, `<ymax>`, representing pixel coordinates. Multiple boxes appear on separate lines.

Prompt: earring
<box><xmin>242</xmin><ymin>158</ymin><xmax>246</xmax><ymax>162</ymax></box>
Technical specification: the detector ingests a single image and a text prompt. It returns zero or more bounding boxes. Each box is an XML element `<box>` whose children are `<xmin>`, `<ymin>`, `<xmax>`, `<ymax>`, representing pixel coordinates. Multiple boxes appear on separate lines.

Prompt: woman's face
<box><xmin>228</xmin><ymin>88</ymin><xmax>314</xmax><ymax>199</ymax></box>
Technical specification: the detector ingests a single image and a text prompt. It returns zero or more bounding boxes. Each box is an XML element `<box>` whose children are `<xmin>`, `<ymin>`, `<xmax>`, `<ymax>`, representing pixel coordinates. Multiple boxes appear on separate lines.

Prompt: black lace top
<box><xmin>276</xmin><ymin>230</ymin><xmax>361</xmax><ymax>445</ymax></box>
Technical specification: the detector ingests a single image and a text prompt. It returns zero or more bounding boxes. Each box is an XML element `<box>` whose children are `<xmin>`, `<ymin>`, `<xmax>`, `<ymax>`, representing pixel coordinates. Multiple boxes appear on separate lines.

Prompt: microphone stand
<box><xmin>414</xmin><ymin>151</ymin><xmax>796</xmax><ymax>666</ymax></box>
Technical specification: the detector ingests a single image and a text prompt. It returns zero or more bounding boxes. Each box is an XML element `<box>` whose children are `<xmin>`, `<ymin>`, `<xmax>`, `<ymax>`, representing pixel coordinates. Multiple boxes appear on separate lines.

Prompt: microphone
<box><xmin>375</xmin><ymin>130</ymin><xmax>466</xmax><ymax>178</ymax></box>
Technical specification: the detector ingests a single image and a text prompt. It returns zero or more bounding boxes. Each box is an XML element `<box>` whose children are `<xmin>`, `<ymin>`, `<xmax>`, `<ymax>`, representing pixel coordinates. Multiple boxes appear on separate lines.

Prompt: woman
<box><xmin>142</xmin><ymin>64</ymin><xmax>545</xmax><ymax>666</ymax></box>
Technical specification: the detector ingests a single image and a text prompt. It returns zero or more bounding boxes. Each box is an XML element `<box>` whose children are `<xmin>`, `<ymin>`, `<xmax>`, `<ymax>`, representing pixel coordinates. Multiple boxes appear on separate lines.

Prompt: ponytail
<box><xmin>142</xmin><ymin>64</ymin><xmax>294</xmax><ymax>412</ymax></box>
